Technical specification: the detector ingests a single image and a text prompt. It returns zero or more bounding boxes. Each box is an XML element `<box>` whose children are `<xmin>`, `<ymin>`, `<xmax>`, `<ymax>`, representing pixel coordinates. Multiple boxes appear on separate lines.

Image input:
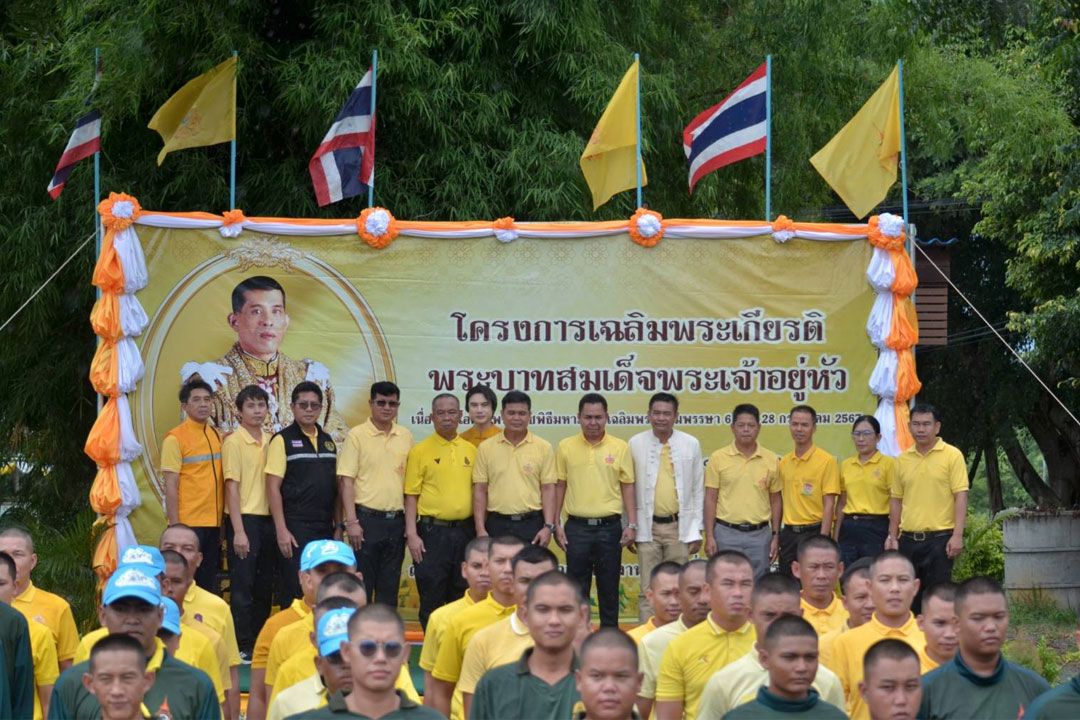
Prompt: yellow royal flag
<box><xmin>810</xmin><ymin>66</ymin><xmax>901</xmax><ymax>219</ymax></box>
<box><xmin>148</xmin><ymin>56</ymin><xmax>237</xmax><ymax>166</ymax></box>
<box><xmin>580</xmin><ymin>60</ymin><xmax>647</xmax><ymax>210</ymax></box>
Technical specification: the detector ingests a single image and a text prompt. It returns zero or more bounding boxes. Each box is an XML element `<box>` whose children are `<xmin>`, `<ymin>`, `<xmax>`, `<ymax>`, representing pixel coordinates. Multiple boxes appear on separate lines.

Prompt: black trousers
<box><xmin>899</xmin><ymin>531</ymin><xmax>954</xmax><ymax>614</ymax></box>
<box><xmin>356</xmin><ymin>507</ymin><xmax>406</xmax><ymax>606</ymax></box>
<box><xmin>565</xmin><ymin>517</ymin><xmax>623</xmax><ymax>627</ymax></box>
<box><xmin>838</xmin><ymin>515</ymin><xmax>889</xmax><ymax>567</ymax></box>
<box><xmin>414</xmin><ymin>519</ymin><xmax>475</xmax><ymax>629</ymax></box>
<box><xmin>226</xmin><ymin>514</ymin><xmax>277</xmax><ymax>652</ymax></box>
<box><xmin>485</xmin><ymin>512</ymin><xmax>543</xmax><ymax>544</ymax></box>
<box><xmin>278</xmin><ymin>518</ymin><xmax>335</xmax><ymax>600</ymax></box>
<box><xmin>191</xmin><ymin>525</ymin><xmax>223</xmax><ymax>594</ymax></box>
<box><xmin>778</xmin><ymin>523</ymin><xmax>822</xmax><ymax>577</ymax></box>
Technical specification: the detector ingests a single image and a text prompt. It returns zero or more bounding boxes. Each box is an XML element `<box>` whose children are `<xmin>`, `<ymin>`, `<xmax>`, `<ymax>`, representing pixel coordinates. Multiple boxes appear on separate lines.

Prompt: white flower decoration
<box><xmin>772</xmin><ymin>229</ymin><xmax>795</xmax><ymax>243</ymax></box>
<box><xmin>878</xmin><ymin>213</ymin><xmax>905</xmax><ymax>238</ymax></box>
<box><xmin>112</xmin><ymin>200</ymin><xmax>135</xmax><ymax>218</ymax></box>
<box><xmin>636</xmin><ymin>212</ymin><xmax>662</xmax><ymax>239</ymax></box>
<box><xmin>219</xmin><ymin>223</ymin><xmax>244</xmax><ymax>238</ymax></box>
<box><xmin>495</xmin><ymin>227</ymin><xmax>518</xmax><ymax>243</ymax></box>
<box><xmin>365</xmin><ymin>208</ymin><xmax>391</xmax><ymax>237</ymax></box>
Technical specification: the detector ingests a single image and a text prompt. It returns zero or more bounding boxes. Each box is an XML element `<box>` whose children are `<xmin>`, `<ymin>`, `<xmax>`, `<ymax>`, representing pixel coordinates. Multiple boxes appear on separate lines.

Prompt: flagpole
<box><xmin>368</xmin><ymin>48</ymin><xmax>378</xmax><ymax>208</ymax></box>
<box><xmin>94</xmin><ymin>47</ymin><xmax>103</xmax><ymax>414</ymax></box>
<box><xmin>229</xmin><ymin>50</ymin><xmax>238</xmax><ymax>209</ymax></box>
<box><xmin>765</xmin><ymin>54</ymin><xmax>773</xmax><ymax>220</ymax></box>
<box><xmin>634</xmin><ymin>52</ymin><xmax>643</xmax><ymax>208</ymax></box>
<box><xmin>897</xmin><ymin>59</ymin><xmax>909</xmax><ymax>227</ymax></box>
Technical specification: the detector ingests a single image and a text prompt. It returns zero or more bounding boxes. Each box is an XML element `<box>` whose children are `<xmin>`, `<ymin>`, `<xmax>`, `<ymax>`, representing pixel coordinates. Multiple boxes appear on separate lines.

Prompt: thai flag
<box><xmin>309</xmin><ymin>69</ymin><xmax>376</xmax><ymax>207</ymax></box>
<box><xmin>683</xmin><ymin>64</ymin><xmax>768</xmax><ymax>192</ymax></box>
<box><xmin>47</xmin><ymin>109</ymin><xmax>101</xmax><ymax>200</ymax></box>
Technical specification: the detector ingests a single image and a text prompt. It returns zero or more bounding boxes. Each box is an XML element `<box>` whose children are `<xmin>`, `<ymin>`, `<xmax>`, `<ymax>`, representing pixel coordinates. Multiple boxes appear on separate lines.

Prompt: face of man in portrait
<box><xmin>228</xmin><ymin>288</ymin><xmax>289</xmax><ymax>361</ymax></box>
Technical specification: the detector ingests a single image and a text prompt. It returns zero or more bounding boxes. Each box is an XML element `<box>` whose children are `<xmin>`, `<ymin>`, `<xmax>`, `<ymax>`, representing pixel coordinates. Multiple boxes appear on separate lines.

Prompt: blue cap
<box><xmin>300</xmin><ymin>540</ymin><xmax>356</xmax><ymax>572</ymax></box>
<box><xmin>103</xmin><ymin>566</ymin><xmax>161</xmax><ymax>607</ymax></box>
<box><xmin>160</xmin><ymin>597</ymin><xmax>182</xmax><ymax>635</ymax></box>
<box><xmin>317</xmin><ymin>608</ymin><xmax>355</xmax><ymax>657</ymax></box>
<box><xmin>118</xmin><ymin>545</ymin><xmax>166</xmax><ymax>575</ymax></box>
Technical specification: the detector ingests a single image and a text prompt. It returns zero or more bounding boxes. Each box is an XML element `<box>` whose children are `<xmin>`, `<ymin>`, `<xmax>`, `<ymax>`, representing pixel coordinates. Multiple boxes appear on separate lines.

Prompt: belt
<box><xmin>845</xmin><ymin>513</ymin><xmax>888</xmax><ymax>521</ymax></box>
<box><xmin>357</xmin><ymin>505</ymin><xmax>404</xmax><ymax>519</ymax></box>
<box><xmin>419</xmin><ymin>516</ymin><xmax>472</xmax><ymax>528</ymax></box>
<box><xmin>900</xmin><ymin>529</ymin><xmax>953</xmax><ymax>541</ymax></box>
<box><xmin>716</xmin><ymin>519</ymin><xmax>769</xmax><ymax>532</ymax></box>
<box><xmin>784</xmin><ymin>522</ymin><xmax>821</xmax><ymax>533</ymax></box>
<box><xmin>568</xmin><ymin>514</ymin><xmax>621</xmax><ymax>527</ymax></box>
<box><xmin>653</xmin><ymin>513</ymin><xmax>679</xmax><ymax>524</ymax></box>
<box><xmin>488</xmin><ymin>510</ymin><xmax>541</xmax><ymax>522</ymax></box>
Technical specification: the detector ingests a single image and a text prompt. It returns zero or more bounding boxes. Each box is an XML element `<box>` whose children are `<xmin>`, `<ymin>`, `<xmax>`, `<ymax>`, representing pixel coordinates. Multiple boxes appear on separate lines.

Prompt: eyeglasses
<box><xmin>357</xmin><ymin>640</ymin><xmax>405</xmax><ymax>658</ymax></box>
<box><xmin>851</xmin><ymin>430</ymin><xmax>877</xmax><ymax>438</ymax></box>
<box><xmin>295</xmin><ymin>402</ymin><xmax>323</xmax><ymax>410</ymax></box>
<box><xmin>374</xmin><ymin>400</ymin><xmax>400</xmax><ymax>408</ymax></box>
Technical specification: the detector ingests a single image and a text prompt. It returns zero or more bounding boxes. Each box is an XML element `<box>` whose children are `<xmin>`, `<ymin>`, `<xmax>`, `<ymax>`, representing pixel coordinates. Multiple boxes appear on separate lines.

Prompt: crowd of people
<box><xmin>0</xmin><ymin>372</ymin><xmax>1078</xmax><ymax>719</ymax></box>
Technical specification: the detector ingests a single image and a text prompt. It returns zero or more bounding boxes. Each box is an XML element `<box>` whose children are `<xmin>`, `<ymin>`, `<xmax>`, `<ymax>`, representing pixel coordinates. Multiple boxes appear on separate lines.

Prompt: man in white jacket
<box><xmin>629</xmin><ymin>393</ymin><xmax>704</xmax><ymax>620</ymax></box>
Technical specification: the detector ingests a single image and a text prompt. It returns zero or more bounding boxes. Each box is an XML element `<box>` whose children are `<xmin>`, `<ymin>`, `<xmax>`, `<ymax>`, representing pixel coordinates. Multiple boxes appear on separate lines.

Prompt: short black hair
<box><xmin>869</xmin><ymin>550</ymin><xmax>914</xmax><ymax>577</ymax></box>
<box><xmin>752</xmin><ymin>572</ymin><xmax>800</xmax><ymax>601</ymax></box>
<box><xmin>314</xmin><ymin>595</ymin><xmax>359</xmax><ymax>618</ymax></box>
<box><xmin>489</xmin><ymin>535</ymin><xmax>526</xmax><ymax>558</ymax></box>
<box><xmin>790</xmin><ymin>404</ymin><xmax>817</xmax><ymax>423</ymax></box>
<box><xmin>955</xmin><ymin>576</ymin><xmax>1006</xmax><ymax>612</ymax></box>
<box><xmin>431</xmin><ymin>393</ymin><xmax>460</xmax><ymax>409</ymax></box>
<box><xmin>316</xmin><ymin>572</ymin><xmax>365</xmax><ymax>603</ymax></box>
<box><xmin>512</xmin><ymin>545</ymin><xmax>559</xmax><ymax>574</ymax></box>
<box><xmin>464</xmin><ymin>536</ymin><xmax>492</xmax><ymax>560</ymax></box>
<box><xmin>465</xmin><ymin>385</ymin><xmax>498</xmax><ymax>412</ymax></box>
<box><xmin>236</xmin><ymin>384</ymin><xmax>270</xmax><ymax>411</ymax></box>
<box><xmin>579</xmin><ymin>627</ymin><xmax>638</xmax><ymax>667</ymax></box>
<box><xmin>161</xmin><ymin>523</ymin><xmax>200</xmax><ymax>550</ymax></box>
<box><xmin>910</xmin><ymin>402</ymin><xmax>941</xmax><ymax>422</ymax></box>
<box><xmin>706</xmin><ymin>550</ymin><xmax>752</xmax><ymax>582</ymax></box>
<box><xmin>291</xmin><ymin>381</ymin><xmax>324</xmax><ymax>404</ymax></box>
<box><xmin>579</xmin><ymin>393</ymin><xmax>608</xmax><ymax>413</ymax></box>
<box><xmin>90</xmin><ymin>633</ymin><xmax>148</xmax><ymax>672</ymax></box>
<box><xmin>650</xmin><ymin>561</ymin><xmax>682</xmax><ymax>587</ymax></box>
<box><xmin>502</xmin><ymin>390</ymin><xmax>531</xmax><ymax>410</ymax></box>
<box><xmin>231</xmin><ymin>275</ymin><xmax>286</xmax><ymax>314</ymax></box>
<box><xmin>923</xmin><ymin>582</ymin><xmax>958</xmax><ymax>607</ymax></box>
<box><xmin>763</xmin><ymin>614</ymin><xmax>817</xmax><ymax>649</ymax></box>
<box><xmin>649</xmin><ymin>393</ymin><xmax>679</xmax><ymax>412</ymax></box>
<box><xmin>347</xmin><ymin>603</ymin><xmax>404</xmax><ymax>638</ymax></box>
<box><xmin>0</xmin><ymin>551</ymin><xmax>15</xmax><ymax>583</ymax></box>
<box><xmin>179</xmin><ymin>379</ymin><xmax>213</xmax><ymax>404</ymax></box>
<box><xmin>840</xmin><ymin>557</ymin><xmax>873</xmax><ymax>593</ymax></box>
<box><xmin>732</xmin><ymin>404</ymin><xmax>760</xmax><ymax>423</ymax></box>
<box><xmin>797</xmin><ymin>535</ymin><xmax>841</xmax><ymax>562</ymax></box>
<box><xmin>852</xmin><ymin>414</ymin><xmax>881</xmax><ymax>434</ymax></box>
<box><xmin>863</xmin><ymin>638</ymin><xmax>920</xmax><ymax>679</ymax></box>
<box><xmin>680</xmin><ymin>558</ymin><xmax>707</xmax><ymax>584</ymax></box>
<box><xmin>525</xmin><ymin>570</ymin><xmax>585</xmax><ymax>606</ymax></box>
<box><xmin>161</xmin><ymin>549</ymin><xmax>186</xmax><ymax>568</ymax></box>
<box><xmin>370</xmin><ymin>381</ymin><xmax>401</xmax><ymax>401</ymax></box>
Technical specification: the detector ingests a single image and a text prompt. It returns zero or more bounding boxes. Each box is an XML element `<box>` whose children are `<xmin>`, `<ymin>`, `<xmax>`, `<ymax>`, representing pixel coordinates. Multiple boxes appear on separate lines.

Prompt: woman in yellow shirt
<box><xmin>834</xmin><ymin>415</ymin><xmax>895</xmax><ymax>566</ymax></box>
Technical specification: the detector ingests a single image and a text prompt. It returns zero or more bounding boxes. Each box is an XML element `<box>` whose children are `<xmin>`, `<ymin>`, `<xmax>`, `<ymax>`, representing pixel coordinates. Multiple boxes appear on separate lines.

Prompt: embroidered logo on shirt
<box><xmin>463</xmin><ymin>457</ymin><xmax>471</xmax><ymax>466</ymax></box>
<box><xmin>434</xmin><ymin>458</ymin><xmax>441</xmax><ymax>464</ymax></box>
<box><xmin>194</xmin><ymin>613</ymin><xmax>204</xmax><ymax>622</ymax></box>
<box><xmin>604</xmin><ymin>454</ymin><xmax>615</xmax><ymax>465</ymax></box>
<box><xmin>155</xmin><ymin>697</ymin><xmax>172</xmax><ymax>720</ymax></box>
<box><xmin>291</xmin><ymin>440</ymin><xmax>304</xmax><ymax>448</ymax></box>
<box><xmin>324</xmin><ymin>441</ymin><xmax>336</xmax><ymax>452</ymax></box>
<box><xmin>802</xmin><ymin>482</ymin><xmax>814</xmax><ymax>496</ymax></box>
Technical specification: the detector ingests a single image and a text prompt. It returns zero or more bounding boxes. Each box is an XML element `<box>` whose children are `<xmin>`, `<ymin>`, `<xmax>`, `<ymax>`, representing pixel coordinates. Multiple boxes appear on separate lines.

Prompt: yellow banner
<box><xmin>129</xmin><ymin>228</ymin><xmax>876</xmax><ymax>621</ymax></box>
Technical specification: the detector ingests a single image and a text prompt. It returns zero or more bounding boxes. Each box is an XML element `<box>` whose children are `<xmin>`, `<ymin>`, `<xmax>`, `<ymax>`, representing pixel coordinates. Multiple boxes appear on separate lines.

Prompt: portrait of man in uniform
<box><xmin>180</xmin><ymin>275</ymin><xmax>349</xmax><ymax>441</ymax></box>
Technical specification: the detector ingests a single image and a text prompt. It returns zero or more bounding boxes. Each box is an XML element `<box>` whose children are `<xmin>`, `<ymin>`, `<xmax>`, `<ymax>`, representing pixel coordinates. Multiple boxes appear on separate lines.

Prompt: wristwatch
<box><xmin>627</xmin><ymin>522</ymin><xmax>638</xmax><ymax>530</ymax></box>
<box><xmin>544</xmin><ymin>522</ymin><xmax>557</xmax><ymax>532</ymax></box>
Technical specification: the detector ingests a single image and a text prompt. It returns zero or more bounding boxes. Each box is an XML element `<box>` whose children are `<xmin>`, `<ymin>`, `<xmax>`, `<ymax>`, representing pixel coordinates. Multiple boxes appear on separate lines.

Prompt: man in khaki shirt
<box><xmin>337</xmin><ymin>381</ymin><xmax>414</xmax><ymax>606</ymax></box>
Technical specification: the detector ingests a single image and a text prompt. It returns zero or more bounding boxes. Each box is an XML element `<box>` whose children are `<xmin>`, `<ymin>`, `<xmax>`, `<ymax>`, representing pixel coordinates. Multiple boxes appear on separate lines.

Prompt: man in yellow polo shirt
<box><xmin>221</xmin><ymin>384</ymin><xmax>274</xmax><ymax>660</ymax></box>
<box><xmin>704</xmin><ymin>403</ymin><xmax>782</xmax><ymax>579</ymax></box>
<box><xmin>458</xmin><ymin>545</ymin><xmax>558</xmax><ymax>718</ymax></box>
<box><xmin>0</xmin><ymin>549</ymin><xmax>57</xmax><ymax>720</ymax></box>
<box><xmin>819</xmin><ymin>557</ymin><xmax>876</xmax><ymax>667</ymax></box>
<box><xmin>626</xmin><ymin>561</ymin><xmax>682</xmax><ymax>645</ymax></box>
<box><xmin>337</xmin><ymin>380</ymin><xmax>413</xmax><ymax>606</ymax></box>
<box><xmin>405</xmin><ymin>394</ymin><xmax>477</xmax><ymax>628</ymax></box>
<box><xmin>886</xmin><ymin>402</ymin><xmax>968</xmax><ymax>614</ymax></box>
<box><xmin>473</xmin><ymin>390</ymin><xmax>557</xmax><ymax>544</ymax></box>
<box><xmin>916</xmin><ymin>581</ymin><xmax>958</xmax><ymax>671</ymax></box>
<box><xmin>776</xmin><ymin>404</ymin><xmax>840</xmax><ymax>578</ymax></box>
<box><xmin>827</xmin><ymin>551</ymin><xmax>930</xmax><ymax>719</ymax></box>
<box><xmin>654</xmin><ymin>551</ymin><xmax>756</xmax><ymax>720</ymax></box>
<box><xmin>792</xmin><ymin>535</ymin><xmax>849</xmax><ymax>636</ymax></box>
<box><xmin>461</xmin><ymin>385</ymin><xmax>500</xmax><ymax>447</ymax></box>
<box><xmin>555</xmin><ymin>393</ymin><xmax>636</xmax><ymax>628</ymax></box>
<box><xmin>0</xmin><ymin>527</ymin><xmax>79</xmax><ymax>670</ymax></box>
<box><xmin>160</xmin><ymin>379</ymin><xmax>224</xmax><ymax>593</ymax></box>
<box><xmin>427</xmin><ymin>535</ymin><xmax>526</xmax><ymax>717</ymax></box>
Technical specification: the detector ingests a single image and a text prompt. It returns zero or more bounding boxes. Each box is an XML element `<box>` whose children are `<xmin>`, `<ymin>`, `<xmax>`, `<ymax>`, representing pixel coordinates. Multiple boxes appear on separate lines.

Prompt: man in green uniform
<box><xmin>287</xmin><ymin>603</ymin><xmax>441</xmax><ymax>720</ymax></box>
<box><xmin>722</xmin><ymin>615</ymin><xmax>846</xmax><ymax>719</ymax></box>
<box><xmin>0</xmin><ymin>550</ymin><xmax>34</xmax><ymax>719</ymax></box>
<box><xmin>919</xmin><ymin>576</ymin><xmax>1049</xmax><ymax>719</ymax></box>
<box><xmin>47</xmin><ymin>565</ymin><xmax>220</xmax><ymax>719</ymax></box>
<box><xmin>1024</xmin><ymin>620</ymin><xmax>1080</xmax><ymax>719</ymax></box>
<box><xmin>470</xmin><ymin>571</ymin><xmax>587</xmax><ymax>720</ymax></box>
<box><xmin>82</xmin><ymin>634</ymin><xmax>155</xmax><ymax>720</ymax></box>
<box><xmin>859</xmin><ymin>639</ymin><xmax>921</xmax><ymax>720</ymax></box>
<box><xmin>574</xmin><ymin>628</ymin><xmax>643</xmax><ymax>720</ymax></box>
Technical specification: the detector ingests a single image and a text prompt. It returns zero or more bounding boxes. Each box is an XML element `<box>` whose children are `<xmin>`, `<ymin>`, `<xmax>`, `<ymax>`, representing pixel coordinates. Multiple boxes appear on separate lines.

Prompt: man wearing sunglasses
<box><xmin>266</xmin><ymin>382</ymin><xmax>340</xmax><ymax>601</ymax></box>
<box><xmin>338</xmin><ymin>381</ymin><xmax>414</xmax><ymax>606</ymax></box>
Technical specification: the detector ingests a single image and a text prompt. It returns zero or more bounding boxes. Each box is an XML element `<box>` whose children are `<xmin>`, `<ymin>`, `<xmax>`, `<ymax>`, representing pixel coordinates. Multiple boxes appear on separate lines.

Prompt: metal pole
<box><xmin>368</xmin><ymin>49</ymin><xmax>378</xmax><ymax>208</ymax></box>
<box><xmin>94</xmin><ymin>47</ymin><xmax>103</xmax><ymax>414</ymax></box>
<box><xmin>634</xmin><ymin>52</ymin><xmax>642</xmax><ymax>208</ymax></box>
<box><xmin>229</xmin><ymin>50</ymin><xmax>238</xmax><ymax>209</ymax></box>
<box><xmin>765</xmin><ymin>55</ymin><xmax>773</xmax><ymax>220</ymax></box>
<box><xmin>897</xmin><ymin>60</ymin><xmax>910</xmax><ymax>229</ymax></box>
